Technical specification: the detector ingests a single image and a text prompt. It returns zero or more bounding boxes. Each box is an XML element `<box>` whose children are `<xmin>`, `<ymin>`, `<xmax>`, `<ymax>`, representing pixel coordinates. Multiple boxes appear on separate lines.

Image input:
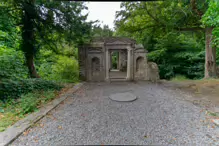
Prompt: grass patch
<box><xmin>207</xmin><ymin>111</ymin><xmax>219</xmax><ymax>117</ymax></box>
<box><xmin>170</xmin><ymin>75</ymin><xmax>189</xmax><ymax>81</ymax></box>
<box><xmin>0</xmin><ymin>90</ymin><xmax>58</xmax><ymax>132</ymax></box>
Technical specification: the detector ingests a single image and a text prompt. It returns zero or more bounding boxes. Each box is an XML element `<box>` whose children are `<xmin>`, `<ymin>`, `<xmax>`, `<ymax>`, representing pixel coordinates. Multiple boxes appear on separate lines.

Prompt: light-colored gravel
<box><xmin>10</xmin><ymin>82</ymin><xmax>219</xmax><ymax>145</ymax></box>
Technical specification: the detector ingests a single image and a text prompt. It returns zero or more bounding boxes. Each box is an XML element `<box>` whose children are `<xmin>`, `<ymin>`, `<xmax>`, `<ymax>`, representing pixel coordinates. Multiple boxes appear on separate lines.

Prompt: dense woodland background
<box><xmin>0</xmin><ymin>1</ymin><xmax>218</xmax><ymax>130</ymax></box>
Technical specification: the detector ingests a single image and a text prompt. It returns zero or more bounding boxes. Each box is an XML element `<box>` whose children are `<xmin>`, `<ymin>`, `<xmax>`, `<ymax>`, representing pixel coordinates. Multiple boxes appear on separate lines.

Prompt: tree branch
<box><xmin>190</xmin><ymin>0</ymin><xmax>204</xmax><ymax>17</ymax></box>
<box><xmin>144</xmin><ymin>3</ymin><xmax>163</xmax><ymax>25</ymax></box>
<box><xmin>175</xmin><ymin>27</ymin><xmax>205</xmax><ymax>32</ymax></box>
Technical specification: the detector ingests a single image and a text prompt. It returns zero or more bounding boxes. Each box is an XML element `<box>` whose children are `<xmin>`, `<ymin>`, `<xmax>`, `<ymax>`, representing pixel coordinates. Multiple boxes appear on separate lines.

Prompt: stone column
<box><xmin>106</xmin><ymin>49</ymin><xmax>109</xmax><ymax>80</ymax></box>
<box><xmin>127</xmin><ymin>47</ymin><xmax>131</xmax><ymax>80</ymax></box>
<box><xmin>110</xmin><ymin>51</ymin><xmax>112</xmax><ymax>69</ymax></box>
<box><xmin>117</xmin><ymin>52</ymin><xmax>119</xmax><ymax>70</ymax></box>
<box><xmin>119</xmin><ymin>51</ymin><xmax>122</xmax><ymax>70</ymax></box>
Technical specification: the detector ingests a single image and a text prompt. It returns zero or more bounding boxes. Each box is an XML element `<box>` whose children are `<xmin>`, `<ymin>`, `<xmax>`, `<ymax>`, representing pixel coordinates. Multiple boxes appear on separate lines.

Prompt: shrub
<box><xmin>0</xmin><ymin>78</ymin><xmax>63</xmax><ymax>101</ymax></box>
<box><xmin>0</xmin><ymin>90</ymin><xmax>57</xmax><ymax>131</ymax></box>
<box><xmin>19</xmin><ymin>90</ymin><xmax>56</xmax><ymax>115</ymax></box>
<box><xmin>0</xmin><ymin>46</ymin><xmax>28</xmax><ymax>79</ymax></box>
<box><xmin>19</xmin><ymin>92</ymin><xmax>39</xmax><ymax>114</ymax></box>
<box><xmin>38</xmin><ymin>55</ymin><xmax>79</xmax><ymax>83</ymax></box>
<box><xmin>171</xmin><ymin>75</ymin><xmax>188</xmax><ymax>81</ymax></box>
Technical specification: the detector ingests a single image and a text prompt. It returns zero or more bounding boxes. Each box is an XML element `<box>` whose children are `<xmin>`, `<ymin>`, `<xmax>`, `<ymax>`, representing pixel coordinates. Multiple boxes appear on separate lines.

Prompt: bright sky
<box><xmin>85</xmin><ymin>2</ymin><xmax>121</xmax><ymax>30</ymax></box>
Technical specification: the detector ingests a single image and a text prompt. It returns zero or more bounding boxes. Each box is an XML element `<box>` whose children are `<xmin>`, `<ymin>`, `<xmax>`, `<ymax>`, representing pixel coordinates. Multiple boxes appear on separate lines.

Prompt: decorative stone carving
<box><xmin>88</xmin><ymin>47</ymin><xmax>102</xmax><ymax>53</ymax></box>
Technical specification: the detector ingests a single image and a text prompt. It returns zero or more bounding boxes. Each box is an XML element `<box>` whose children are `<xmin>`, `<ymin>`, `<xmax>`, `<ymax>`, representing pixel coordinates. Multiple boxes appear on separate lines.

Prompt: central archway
<box><xmin>91</xmin><ymin>57</ymin><xmax>100</xmax><ymax>78</ymax></box>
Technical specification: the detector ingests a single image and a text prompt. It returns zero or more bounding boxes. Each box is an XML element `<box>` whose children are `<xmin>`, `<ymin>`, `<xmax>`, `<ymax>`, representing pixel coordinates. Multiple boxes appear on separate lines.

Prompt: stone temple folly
<box><xmin>78</xmin><ymin>37</ymin><xmax>159</xmax><ymax>82</ymax></box>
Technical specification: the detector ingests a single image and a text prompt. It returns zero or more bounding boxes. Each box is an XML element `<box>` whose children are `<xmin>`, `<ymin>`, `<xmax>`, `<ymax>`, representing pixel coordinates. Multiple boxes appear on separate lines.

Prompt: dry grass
<box><xmin>169</xmin><ymin>78</ymin><xmax>219</xmax><ymax>106</ymax></box>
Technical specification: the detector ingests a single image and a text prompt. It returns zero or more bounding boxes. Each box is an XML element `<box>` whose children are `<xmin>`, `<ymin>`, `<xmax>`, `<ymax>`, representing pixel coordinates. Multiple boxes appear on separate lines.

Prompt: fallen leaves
<box><xmin>58</xmin><ymin>125</ymin><xmax>62</xmax><ymax>129</ymax></box>
<box><xmin>39</xmin><ymin>123</ymin><xmax>44</xmax><ymax>128</ymax></box>
<box><xmin>46</xmin><ymin>114</ymin><xmax>57</xmax><ymax>120</ymax></box>
<box><xmin>33</xmin><ymin>137</ymin><xmax>38</xmax><ymax>143</ymax></box>
<box><xmin>23</xmin><ymin>129</ymin><xmax>31</xmax><ymax>136</ymax></box>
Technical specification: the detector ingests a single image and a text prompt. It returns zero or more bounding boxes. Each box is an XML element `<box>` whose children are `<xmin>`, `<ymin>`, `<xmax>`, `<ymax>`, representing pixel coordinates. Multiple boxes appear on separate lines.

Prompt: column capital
<box><xmin>127</xmin><ymin>46</ymin><xmax>132</xmax><ymax>51</ymax></box>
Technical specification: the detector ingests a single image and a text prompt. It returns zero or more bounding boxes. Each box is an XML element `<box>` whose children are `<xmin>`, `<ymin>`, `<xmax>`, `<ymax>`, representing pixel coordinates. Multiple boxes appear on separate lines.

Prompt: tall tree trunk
<box><xmin>21</xmin><ymin>1</ymin><xmax>40</xmax><ymax>78</ymax></box>
<box><xmin>204</xmin><ymin>27</ymin><xmax>216</xmax><ymax>78</ymax></box>
<box><xmin>25</xmin><ymin>54</ymin><xmax>40</xmax><ymax>78</ymax></box>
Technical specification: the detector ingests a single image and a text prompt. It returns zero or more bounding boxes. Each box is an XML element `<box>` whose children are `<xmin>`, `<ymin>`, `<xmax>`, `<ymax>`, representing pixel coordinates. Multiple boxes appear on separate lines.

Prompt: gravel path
<box><xmin>11</xmin><ymin>82</ymin><xmax>219</xmax><ymax>145</ymax></box>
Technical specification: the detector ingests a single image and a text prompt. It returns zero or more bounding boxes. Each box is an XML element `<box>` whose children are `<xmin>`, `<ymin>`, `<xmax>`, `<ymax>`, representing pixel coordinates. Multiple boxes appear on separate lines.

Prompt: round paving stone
<box><xmin>109</xmin><ymin>92</ymin><xmax>137</xmax><ymax>102</ymax></box>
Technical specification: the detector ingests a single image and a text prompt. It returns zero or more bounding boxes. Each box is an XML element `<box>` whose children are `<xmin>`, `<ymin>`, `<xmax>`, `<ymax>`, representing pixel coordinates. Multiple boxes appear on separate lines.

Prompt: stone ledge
<box><xmin>0</xmin><ymin>82</ymin><xmax>84</xmax><ymax>146</ymax></box>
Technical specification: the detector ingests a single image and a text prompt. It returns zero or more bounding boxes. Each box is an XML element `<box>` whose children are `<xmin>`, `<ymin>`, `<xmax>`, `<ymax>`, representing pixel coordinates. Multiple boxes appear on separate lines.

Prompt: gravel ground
<box><xmin>11</xmin><ymin>82</ymin><xmax>219</xmax><ymax>145</ymax></box>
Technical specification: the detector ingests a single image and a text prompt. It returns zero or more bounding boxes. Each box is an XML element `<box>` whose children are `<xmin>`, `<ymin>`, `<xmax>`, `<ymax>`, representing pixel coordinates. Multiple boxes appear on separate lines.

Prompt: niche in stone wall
<box><xmin>136</xmin><ymin>56</ymin><xmax>144</xmax><ymax>72</ymax></box>
<box><xmin>91</xmin><ymin>57</ymin><xmax>100</xmax><ymax>76</ymax></box>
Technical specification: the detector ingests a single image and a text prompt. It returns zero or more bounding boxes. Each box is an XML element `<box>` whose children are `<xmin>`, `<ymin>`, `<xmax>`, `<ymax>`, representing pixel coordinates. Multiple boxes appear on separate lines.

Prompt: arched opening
<box><xmin>91</xmin><ymin>57</ymin><xmax>100</xmax><ymax>76</ymax></box>
<box><xmin>136</xmin><ymin>56</ymin><xmax>144</xmax><ymax>72</ymax></box>
<box><xmin>109</xmin><ymin>50</ymin><xmax>127</xmax><ymax>79</ymax></box>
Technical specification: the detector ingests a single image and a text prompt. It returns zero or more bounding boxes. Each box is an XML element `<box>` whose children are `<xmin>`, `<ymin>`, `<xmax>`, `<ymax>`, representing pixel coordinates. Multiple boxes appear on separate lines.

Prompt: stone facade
<box><xmin>78</xmin><ymin>37</ymin><xmax>159</xmax><ymax>82</ymax></box>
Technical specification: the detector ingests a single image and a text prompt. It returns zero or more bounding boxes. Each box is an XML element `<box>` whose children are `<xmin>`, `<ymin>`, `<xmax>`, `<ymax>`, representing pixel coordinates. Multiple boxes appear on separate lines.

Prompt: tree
<box><xmin>92</xmin><ymin>24</ymin><xmax>113</xmax><ymax>37</ymax></box>
<box><xmin>202</xmin><ymin>0</ymin><xmax>219</xmax><ymax>78</ymax></box>
<box><xmin>1</xmin><ymin>0</ymin><xmax>94</xmax><ymax>78</ymax></box>
<box><xmin>115</xmin><ymin>0</ymin><xmax>218</xmax><ymax>78</ymax></box>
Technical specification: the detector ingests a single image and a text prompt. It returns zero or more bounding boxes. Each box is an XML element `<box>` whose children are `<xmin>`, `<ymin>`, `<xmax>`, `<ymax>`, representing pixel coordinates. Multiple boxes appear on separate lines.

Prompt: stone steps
<box><xmin>109</xmin><ymin>78</ymin><xmax>127</xmax><ymax>82</ymax></box>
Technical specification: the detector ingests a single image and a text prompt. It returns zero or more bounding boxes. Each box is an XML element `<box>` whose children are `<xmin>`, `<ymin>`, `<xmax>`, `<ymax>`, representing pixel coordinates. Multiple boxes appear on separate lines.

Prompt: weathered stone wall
<box><xmin>79</xmin><ymin>37</ymin><xmax>160</xmax><ymax>82</ymax></box>
<box><xmin>87</xmin><ymin>47</ymin><xmax>105</xmax><ymax>82</ymax></box>
<box><xmin>78</xmin><ymin>47</ymin><xmax>86</xmax><ymax>81</ymax></box>
<box><xmin>147</xmin><ymin>62</ymin><xmax>160</xmax><ymax>82</ymax></box>
<box><xmin>135</xmin><ymin>57</ymin><xmax>146</xmax><ymax>78</ymax></box>
<box><xmin>134</xmin><ymin>48</ymin><xmax>148</xmax><ymax>81</ymax></box>
<box><xmin>119</xmin><ymin>50</ymin><xmax>127</xmax><ymax>72</ymax></box>
<box><xmin>217</xmin><ymin>66</ymin><xmax>219</xmax><ymax>77</ymax></box>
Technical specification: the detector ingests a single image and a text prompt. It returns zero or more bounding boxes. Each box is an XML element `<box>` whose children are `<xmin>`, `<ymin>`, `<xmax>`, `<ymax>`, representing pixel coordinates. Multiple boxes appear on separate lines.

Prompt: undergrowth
<box><xmin>0</xmin><ymin>90</ymin><xmax>58</xmax><ymax>132</ymax></box>
<box><xmin>170</xmin><ymin>75</ymin><xmax>188</xmax><ymax>81</ymax></box>
<box><xmin>0</xmin><ymin>78</ymin><xmax>63</xmax><ymax>101</ymax></box>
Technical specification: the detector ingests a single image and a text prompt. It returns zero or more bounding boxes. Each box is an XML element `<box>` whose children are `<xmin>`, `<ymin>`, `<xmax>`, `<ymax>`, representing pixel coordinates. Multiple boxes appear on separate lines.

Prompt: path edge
<box><xmin>0</xmin><ymin>82</ymin><xmax>85</xmax><ymax>146</ymax></box>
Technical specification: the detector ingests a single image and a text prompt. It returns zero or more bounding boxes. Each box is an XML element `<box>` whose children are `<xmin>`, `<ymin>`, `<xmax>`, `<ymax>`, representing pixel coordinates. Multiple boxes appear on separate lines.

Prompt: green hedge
<box><xmin>0</xmin><ymin>78</ymin><xmax>63</xmax><ymax>101</ymax></box>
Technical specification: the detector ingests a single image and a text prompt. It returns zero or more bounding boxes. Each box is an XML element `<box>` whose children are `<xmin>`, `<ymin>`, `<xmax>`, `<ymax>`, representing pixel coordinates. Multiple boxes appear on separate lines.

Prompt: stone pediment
<box><xmin>106</xmin><ymin>40</ymin><xmax>130</xmax><ymax>45</ymax></box>
<box><xmin>88</xmin><ymin>47</ymin><xmax>102</xmax><ymax>53</ymax></box>
<box><xmin>91</xmin><ymin>37</ymin><xmax>136</xmax><ymax>44</ymax></box>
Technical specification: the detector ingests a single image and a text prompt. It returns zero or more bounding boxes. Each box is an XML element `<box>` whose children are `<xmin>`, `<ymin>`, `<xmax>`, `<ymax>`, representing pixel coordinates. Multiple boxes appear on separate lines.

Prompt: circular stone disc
<box><xmin>109</xmin><ymin>92</ymin><xmax>137</xmax><ymax>102</ymax></box>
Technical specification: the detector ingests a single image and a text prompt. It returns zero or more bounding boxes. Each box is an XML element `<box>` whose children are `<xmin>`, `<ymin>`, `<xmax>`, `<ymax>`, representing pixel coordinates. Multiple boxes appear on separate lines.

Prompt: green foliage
<box><xmin>52</xmin><ymin>56</ymin><xmax>79</xmax><ymax>82</ymax></box>
<box><xmin>0</xmin><ymin>112</ymin><xmax>17</xmax><ymax>132</ymax></box>
<box><xmin>0</xmin><ymin>46</ymin><xmax>28</xmax><ymax>79</ymax></box>
<box><xmin>39</xmin><ymin>56</ymin><xmax>79</xmax><ymax>83</ymax></box>
<box><xmin>19</xmin><ymin>90</ymin><xmax>55</xmax><ymax>115</ymax></box>
<box><xmin>202</xmin><ymin>0</ymin><xmax>219</xmax><ymax>27</ymax></box>
<box><xmin>0</xmin><ymin>1</ymin><xmax>94</xmax><ymax>131</ymax></box>
<box><xmin>1</xmin><ymin>1</ymin><xmax>95</xmax><ymax>77</ymax></box>
<box><xmin>0</xmin><ymin>78</ymin><xmax>63</xmax><ymax>101</ymax></box>
<box><xmin>114</xmin><ymin>1</ymin><xmax>218</xmax><ymax>79</ymax></box>
<box><xmin>146</xmin><ymin>32</ymin><xmax>205</xmax><ymax>79</ymax></box>
<box><xmin>19</xmin><ymin>92</ymin><xmax>39</xmax><ymax>115</ymax></box>
<box><xmin>111</xmin><ymin>52</ymin><xmax>118</xmax><ymax>69</ymax></box>
<box><xmin>37</xmin><ymin>48</ymin><xmax>79</xmax><ymax>83</ymax></box>
<box><xmin>92</xmin><ymin>24</ymin><xmax>114</xmax><ymax>37</ymax></box>
<box><xmin>0</xmin><ymin>90</ymin><xmax>57</xmax><ymax>131</ymax></box>
<box><xmin>171</xmin><ymin>75</ymin><xmax>188</xmax><ymax>81</ymax></box>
